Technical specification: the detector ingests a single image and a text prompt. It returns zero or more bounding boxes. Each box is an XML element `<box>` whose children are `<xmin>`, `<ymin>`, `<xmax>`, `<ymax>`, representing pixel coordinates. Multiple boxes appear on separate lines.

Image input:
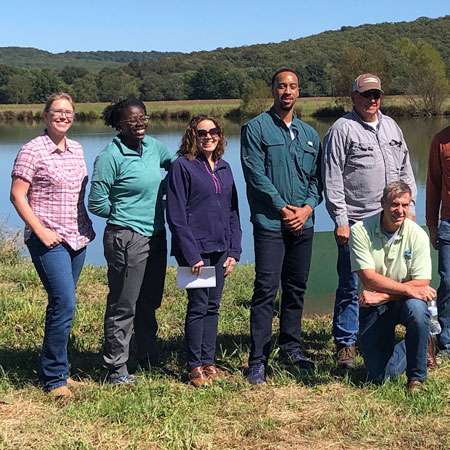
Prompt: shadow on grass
<box><xmin>0</xmin><ymin>327</ymin><xmax>368</xmax><ymax>388</ymax></box>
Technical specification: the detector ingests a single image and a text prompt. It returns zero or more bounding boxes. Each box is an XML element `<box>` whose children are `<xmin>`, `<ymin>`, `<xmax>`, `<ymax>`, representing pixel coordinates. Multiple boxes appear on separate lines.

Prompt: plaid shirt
<box><xmin>11</xmin><ymin>131</ymin><xmax>95</xmax><ymax>250</ymax></box>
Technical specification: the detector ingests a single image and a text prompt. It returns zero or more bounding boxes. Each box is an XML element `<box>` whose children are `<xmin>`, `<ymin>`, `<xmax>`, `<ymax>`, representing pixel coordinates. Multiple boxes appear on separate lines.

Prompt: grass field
<box><xmin>2</xmin><ymin>96</ymin><xmax>448</xmax><ymax>123</ymax></box>
<box><xmin>1</xmin><ymin>231</ymin><xmax>450</xmax><ymax>449</ymax></box>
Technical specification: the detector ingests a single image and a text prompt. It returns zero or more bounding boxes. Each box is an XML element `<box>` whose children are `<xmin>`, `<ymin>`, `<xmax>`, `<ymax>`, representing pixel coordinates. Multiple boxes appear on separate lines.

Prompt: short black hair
<box><xmin>271</xmin><ymin>68</ymin><xmax>300</xmax><ymax>88</ymax></box>
<box><xmin>102</xmin><ymin>98</ymin><xmax>147</xmax><ymax>129</ymax></box>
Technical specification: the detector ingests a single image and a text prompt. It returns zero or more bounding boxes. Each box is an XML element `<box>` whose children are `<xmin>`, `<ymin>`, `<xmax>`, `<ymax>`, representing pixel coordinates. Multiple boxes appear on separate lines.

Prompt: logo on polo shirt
<box><xmin>404</xmin><ymin>250</ymin><xmax>412</xmax><ymax>260</ymax></box>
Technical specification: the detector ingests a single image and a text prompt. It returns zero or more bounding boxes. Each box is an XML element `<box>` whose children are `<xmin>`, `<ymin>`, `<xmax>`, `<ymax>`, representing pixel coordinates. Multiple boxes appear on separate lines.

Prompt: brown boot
<box><xmin>48</xmin><ymin>385</ymin><xmax>73</xmax><ymax>399</ymax></box>
<box><xmin>406</xmin><ymin>380</ymin><xmax>424</xmax><ymax>392</ymax></box>
<box><xmin>67</xmin><ymin>377</ymin><xmax>84</xmax><ymax>388</ymax></box>
<box><xmin>427</xmin><ymin>335</ymin><xmax>437</xmax><ymax>371</ymax></box>
<box><xmin>188</xmin><ymin>367</ymin><xmax>210</xmax><ymax>388</ymax></box>
<box><xmin>203</xmin><ymin>365</ymin><xmax>222</xmax><ymax>381</ymax></box>
<box><xmin>336</xmin><ymin>343</ymin><xmax>356</xmax><ymax>369</ymax></box>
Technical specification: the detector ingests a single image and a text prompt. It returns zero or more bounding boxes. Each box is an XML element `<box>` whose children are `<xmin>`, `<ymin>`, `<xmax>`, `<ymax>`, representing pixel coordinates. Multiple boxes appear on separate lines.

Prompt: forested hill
<box><xmin>0</xmin><ymin>47</ymin><xmax>182</xmax><ymax>70</ymax></box>
<box><xmin>0</xmin><ymin>15</ymin><xmax>449</xmax><ymax>104</ymax></box>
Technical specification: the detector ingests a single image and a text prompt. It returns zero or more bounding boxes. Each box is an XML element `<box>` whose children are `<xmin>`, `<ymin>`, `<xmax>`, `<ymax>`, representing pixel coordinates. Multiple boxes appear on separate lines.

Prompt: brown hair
<box><xmin>44</xmin><ymin>92</ymin><xmax>74</xmax><ymax>112</ymax></box>
<box><xmin>382</xmin><ymin>181</ymin><xmax>412</xmax><ymax>202</ymax></box>
<box><xmin>177</xmin><ymin>115</ymin><xmax>226</xmax><ymax>161</ymax></box>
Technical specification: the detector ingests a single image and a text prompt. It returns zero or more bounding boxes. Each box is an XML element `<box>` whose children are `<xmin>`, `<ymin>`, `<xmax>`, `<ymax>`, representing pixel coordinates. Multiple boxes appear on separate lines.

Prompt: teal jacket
<box><xmin>240</xmin><ymin>107</ymin><xmax>322</xmax><ymax>231</ymax></box>
<box><xmin>88</xmin><ymin>135</ymin><xmax>176</xmax><ymax>236</ymax></box>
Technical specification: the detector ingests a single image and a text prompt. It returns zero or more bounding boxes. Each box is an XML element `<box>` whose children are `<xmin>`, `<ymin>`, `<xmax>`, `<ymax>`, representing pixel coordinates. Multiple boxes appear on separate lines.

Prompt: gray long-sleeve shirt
<box><xmin>322</xmin><ymin>109</ymin><xmax>417</xmax><ymax>226</ymax></box>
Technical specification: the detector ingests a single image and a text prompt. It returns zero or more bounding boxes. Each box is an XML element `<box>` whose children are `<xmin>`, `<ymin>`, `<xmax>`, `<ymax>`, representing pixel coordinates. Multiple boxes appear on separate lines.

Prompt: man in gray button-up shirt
<box><xmin>322</xmin><ymin>73</ymin><xmax>417</xmax><ymax>369</ymax></box>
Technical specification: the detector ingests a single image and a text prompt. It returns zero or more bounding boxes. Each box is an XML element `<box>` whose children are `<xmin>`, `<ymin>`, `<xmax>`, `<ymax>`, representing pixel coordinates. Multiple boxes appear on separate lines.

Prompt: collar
<box><xmin>375</xmin><ymin>212</ymin><xmax>404</xmax><ymax>241</ymax></box>
<box><xmin>113</xmin><ymin>135</ymin><xmax>148</xmax><ymax>156</ymax></box>
<box><xmin>42</xmin><ymin>130</ymin><xmax>73</xmax><ymax>154</ymax></box>
<box><xmin>268</xmin><ymin>107</ymin><xmax>299</xmax><ymax>131</ymax></box>
<box><xmin>350</xmin><ymin>108</ymin><xmax>383</xmax><ymax>130</ymax></box>
<box><xmin>196</xmin><ymin>151</ymin><xmax>225</xmax><ymax>170</ymax></box>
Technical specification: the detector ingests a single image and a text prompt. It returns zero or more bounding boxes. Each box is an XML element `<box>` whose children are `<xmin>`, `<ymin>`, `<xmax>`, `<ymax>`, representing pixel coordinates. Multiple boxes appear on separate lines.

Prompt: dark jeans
<box><xmin>103</xmin><ymin>226</ymin><xmax>167</xmax><ymax>377</ymax></box>
<box><xmin>248</xmin><ymin>225</ymin><xmax>314</xmax><ymax>366</ymax></box>
<box><xmin>333</xmin><ymin>241</ymin><xmax>359</xmax><ymax>346</ymax></box>
<box><xmin>26</xmin><ymin>235</ymin><xmax>86</xmax><ymax>391</ymax></box>
<box><xmin>437</xmin><ymin>219</ymin><xmax>450</xmax><ymax>355</ymax></box>
<box><xmin>177</xmin><ymin>252</ymin><xmax>227</xmax><ymax>371</ymax></box>
<box><xmin>359</xmin><ymin>299</ymin><xmax>430</xmax><ymax>384</ymax></box>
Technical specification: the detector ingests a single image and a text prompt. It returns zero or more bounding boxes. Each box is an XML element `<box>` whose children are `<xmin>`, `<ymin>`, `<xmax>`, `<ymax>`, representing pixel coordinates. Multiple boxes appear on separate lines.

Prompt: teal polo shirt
<box><xmin>88</xmin><ymin>135</ymin><xmax>176</xmax><ymax>236</ymax></box>
<box><xmin>350</xmin><ymin>213</ymin><xmax>432</xmax><ymax>288</ymax></box>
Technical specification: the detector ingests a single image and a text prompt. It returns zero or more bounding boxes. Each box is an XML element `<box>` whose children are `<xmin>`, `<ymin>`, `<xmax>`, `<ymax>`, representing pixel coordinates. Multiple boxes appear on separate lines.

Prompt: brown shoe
<box><xmin>406</xmin><ymin>380</ymin><xmax>424</xmax><ymax>392</ymax></box>
<box><xmin>427</xmin><ymin>335</ymin><xmax>437</xmax><ymax>371</ymax></box>
<box><xmin>336</xmin><ymin>343</ymin><xmax>355</xmax><ymax>369</ymax></box>
<box><xmin>48</xmin><ymin>385</ymin><xmax>73</xmax><ymax>399</ymax></box>
<box><xmin>67</xmin><ymin>377</ymin><xmax>84</xmax><ymax>388</ymax></box>
<box><xmin>203</xmin><ymin>365</ymin><xmax>222</xmax><ymax>381</ymax></box>
<box><xmin>188</xmin><ymin>367</ymin><xmax>210</xmax><ymax>388</ymax></box>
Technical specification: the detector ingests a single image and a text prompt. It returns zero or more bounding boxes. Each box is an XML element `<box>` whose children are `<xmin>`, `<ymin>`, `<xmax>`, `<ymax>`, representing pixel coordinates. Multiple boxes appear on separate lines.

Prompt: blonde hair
<box><xmin>44</xmin><ymin>92</ymin><xmax>74</xmax><ymax>112</ymax></box>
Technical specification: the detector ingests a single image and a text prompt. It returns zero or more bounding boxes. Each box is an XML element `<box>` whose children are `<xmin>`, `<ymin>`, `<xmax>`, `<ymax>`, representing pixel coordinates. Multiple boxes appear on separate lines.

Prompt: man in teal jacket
<box><xmin>241</xmin><ymin>68</ymin><xmax>322</xmax><ymax>384</ymax></box>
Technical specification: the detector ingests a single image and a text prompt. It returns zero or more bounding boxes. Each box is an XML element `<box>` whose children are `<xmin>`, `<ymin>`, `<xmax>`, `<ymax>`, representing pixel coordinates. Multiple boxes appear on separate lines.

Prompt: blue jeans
<box><xmin>248</xmin><ymin>226</ymin><xmax>313</xmax><ymax>366</ymax></box>
<box><xmin>437</xmin><ymin>219</ymin><xmax>450</xmax><ymax>355</ymax></box>
<box><xmin>177</xmin><ymin>252</ymin><xmax>227</xmax><ymax>371</ymax></box>
<box><xmin>359</xmin><ymin>298</ymin><xmax>429</xmax><ymax>384</ymax></box>
<box><xmin>26</xmin><ymin>235</ymin><xmax>86</xmax><ymax>391</ymax></box>
<box><xmin>333</xmin><ymin>241</ymin><xmax>359</xmax><ymax>346</ymax></box>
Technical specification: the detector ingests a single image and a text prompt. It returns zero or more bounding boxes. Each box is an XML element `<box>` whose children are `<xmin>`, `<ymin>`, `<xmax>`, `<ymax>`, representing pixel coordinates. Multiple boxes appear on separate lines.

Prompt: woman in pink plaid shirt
<box><xmin>10</xmin><ymin>93</ymin><xmax>95</xmax><ymax>399</ymax></box>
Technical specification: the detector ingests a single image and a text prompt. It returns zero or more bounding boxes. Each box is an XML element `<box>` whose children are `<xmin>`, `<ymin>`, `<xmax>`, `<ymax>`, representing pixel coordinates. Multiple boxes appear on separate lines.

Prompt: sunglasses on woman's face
<box><xmin>197</xmin><ymin>128</ymin><xmax>220</xmax><ymax>138</ymax></box>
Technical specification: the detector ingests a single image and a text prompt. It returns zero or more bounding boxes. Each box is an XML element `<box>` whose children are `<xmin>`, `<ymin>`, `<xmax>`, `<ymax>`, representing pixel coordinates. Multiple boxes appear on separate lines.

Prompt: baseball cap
<box><xmin>352</xmin><ymin>74</ymin><xmax>383</xmax><ymax>93</ymax></box>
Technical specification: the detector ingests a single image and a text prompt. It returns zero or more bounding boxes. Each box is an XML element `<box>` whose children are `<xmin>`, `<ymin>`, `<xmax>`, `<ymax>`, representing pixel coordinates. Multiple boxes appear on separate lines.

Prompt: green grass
<box><xmin>1</xmin><ymin>232</ymin><xmax>450</xmax><ymax>449</ymax></box>
<box><xmin>2</xmin><ymin>96</ymin><xmax>450</xmax><ymax>124</ymax></box>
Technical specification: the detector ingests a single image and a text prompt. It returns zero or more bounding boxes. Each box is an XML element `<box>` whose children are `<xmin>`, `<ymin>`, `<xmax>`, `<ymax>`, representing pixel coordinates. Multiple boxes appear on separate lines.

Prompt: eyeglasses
<box><xmin>119</xmin><ymin>115</ymin><xmax>150</xmax><ymax>125</ymax></box>
<box><xmin>48</xmin><ymin>109</ymin><xmax>74</xmax><ymax>118</ymax></box>
<box><xmin>197</xmin><ymin>128</ymin><xmax>220</xmax><ymax>139</ymax></box>
<box><xmin>359</xmin><ymin>90</ymin><xmax>381</xmax><ymax>100</ymax></box>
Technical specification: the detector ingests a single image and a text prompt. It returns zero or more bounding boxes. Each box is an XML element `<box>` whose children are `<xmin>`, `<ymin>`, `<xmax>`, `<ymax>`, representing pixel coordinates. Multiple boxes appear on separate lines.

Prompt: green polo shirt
<box><xmin>350</xmin><ymin>213</ymin><xmax>431</xmax><ymax>289</ymax></box>
<box><xmin>88</xmin><ymin>135</ymin><xmax>176</xmax><ymax>236</ymax></box>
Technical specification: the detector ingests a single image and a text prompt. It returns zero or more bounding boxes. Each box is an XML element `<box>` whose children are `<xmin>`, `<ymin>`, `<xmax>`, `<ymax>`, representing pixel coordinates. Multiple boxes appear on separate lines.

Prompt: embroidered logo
<box><xmin>404</xmin><ymin>250</ymin><xmax>412</xmax><ymax>260</ymax></box>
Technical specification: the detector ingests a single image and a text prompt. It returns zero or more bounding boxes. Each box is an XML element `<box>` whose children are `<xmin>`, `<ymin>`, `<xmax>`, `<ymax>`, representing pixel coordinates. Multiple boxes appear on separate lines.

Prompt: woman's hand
<box><xmin>191</xmin><ymin>260</ymin><xmax>204</xmax><ymax>276</ymax></box>
<box><xmin>223</xmin><ymin>257</ymin><xmax>237</xmax><ymax>277</ymax></box>
<box><xmin>37</xmin><ymin>229</ymin><xmax>62</xmax><ymax>249</ymax></box>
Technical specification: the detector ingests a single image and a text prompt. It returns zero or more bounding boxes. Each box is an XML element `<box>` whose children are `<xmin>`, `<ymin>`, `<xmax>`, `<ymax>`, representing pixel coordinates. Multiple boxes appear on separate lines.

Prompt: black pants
<box><xmin>248</xmin><ymin>225</ymin><xmax>314</xmax><ymax>366</ymax></box>
<box><xmin>177</xmin><ymin>252</ymin><xmax>227</xmax><ymax>371</ymax></box>
<box><xmin>103</xmin><ymin>226</ymin><xmax>167</xmax><ymax>377</ymax></box>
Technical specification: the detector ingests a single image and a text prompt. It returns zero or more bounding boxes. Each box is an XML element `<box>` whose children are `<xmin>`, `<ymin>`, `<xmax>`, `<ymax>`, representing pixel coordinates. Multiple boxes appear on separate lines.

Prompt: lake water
<box><xmin>1</xmin><ymin>115</ymin><xmax>449</xmax><ymax>313</ymax></box>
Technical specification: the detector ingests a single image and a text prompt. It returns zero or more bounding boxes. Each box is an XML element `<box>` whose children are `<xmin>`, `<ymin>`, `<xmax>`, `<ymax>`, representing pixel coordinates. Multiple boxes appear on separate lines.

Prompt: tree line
<box><xmin>0</xmin><ymin>15</ymin><xmax>449</xmax><ymax>115</ymax></box>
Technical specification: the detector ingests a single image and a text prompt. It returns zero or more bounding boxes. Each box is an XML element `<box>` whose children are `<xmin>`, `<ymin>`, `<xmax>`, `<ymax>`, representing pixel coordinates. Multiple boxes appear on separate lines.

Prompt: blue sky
<box><xmin>2</xmin><ymin>1</ymin><xmax>449</xmax><ymax>53</ymax></box>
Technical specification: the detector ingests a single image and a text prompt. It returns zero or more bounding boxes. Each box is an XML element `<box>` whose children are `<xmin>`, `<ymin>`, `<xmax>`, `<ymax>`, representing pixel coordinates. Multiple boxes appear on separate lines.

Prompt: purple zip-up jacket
<box><xmin>166</xmin><ymin>153</ymin><xmax>242</xmax><ymax>267</ymax></box>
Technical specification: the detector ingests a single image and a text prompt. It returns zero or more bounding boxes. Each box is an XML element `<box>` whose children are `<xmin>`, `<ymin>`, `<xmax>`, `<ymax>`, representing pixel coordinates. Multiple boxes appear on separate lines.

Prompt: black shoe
<box><xmin>247</xmin><ymin>363</ymin><xmax>266</xmax><ymax>384</ymax></box>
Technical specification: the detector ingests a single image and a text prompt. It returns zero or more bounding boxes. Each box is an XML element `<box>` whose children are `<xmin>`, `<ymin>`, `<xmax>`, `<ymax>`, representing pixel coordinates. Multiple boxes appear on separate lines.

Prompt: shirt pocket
<box><xmin>299</xmin><ymin>144</ymin><xmax>316</xmax><ymax>174</ymax></box>
<box><xmin>347</xmin><ymin>141</ymin><xmax>376</xmax><ymax>169</ymax></box>
<box><xmin>262</xmin><ymin>139</ymin><xmax>284</xmax><ymax>167</ymax></box>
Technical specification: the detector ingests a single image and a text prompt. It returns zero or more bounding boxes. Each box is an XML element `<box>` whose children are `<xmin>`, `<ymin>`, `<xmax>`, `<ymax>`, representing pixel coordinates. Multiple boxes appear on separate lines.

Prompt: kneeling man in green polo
<box><xmin>350</xmin><ymin>181</ymin><xmax>436</xmax><ymax>391</ymax></box>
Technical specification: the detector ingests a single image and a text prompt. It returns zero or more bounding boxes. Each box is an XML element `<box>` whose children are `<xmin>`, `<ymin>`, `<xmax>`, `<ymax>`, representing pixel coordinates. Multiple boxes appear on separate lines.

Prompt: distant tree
<box><xmin>2</xmin><ymin>74</ymin><xmax>32</xmax><ymax>103</ymax></box>
<box><xmin>241</xmin><ymin>79</ymin><xmax>271</xmax><ymax>116</ymax></box>
<box><xmin>29</xmin><ymin>69</ymin><xmax>62</xmax><ymax>103</ymax></box>
<box><xmin>98</xmin><ymin>69</ymin><xmax>140</xmax><ymax>102</ymax></box>
<box><xmin>188</xmin><ymin>66</ymin><xmax>224</xmax><ymax>99</ymax></box>
<box><xmin>70</xmin><ymin>74</ymin><xmax>99</xmax><ymax>102</ymax></box>
<box><xmin>395</xmin><ymin>38</ymin><xmax>450</xmax><ymax>115</ymax></box>
<box><xmin>59</xmin><ymin>66</ymin><xmax>89</xmax><ymax>85</ymax></box>
<box><xmin>336</xmin><ymin>44</ymin><xmax>393</xmax><ymax>96</ymax></box>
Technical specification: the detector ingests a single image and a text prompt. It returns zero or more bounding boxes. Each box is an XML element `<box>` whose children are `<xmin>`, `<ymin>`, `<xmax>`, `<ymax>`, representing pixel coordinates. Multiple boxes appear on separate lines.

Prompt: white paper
<box><xmin>177</xmin><ymin>266</ymin><xmax>216</xmax><ymax>289</ymax></box>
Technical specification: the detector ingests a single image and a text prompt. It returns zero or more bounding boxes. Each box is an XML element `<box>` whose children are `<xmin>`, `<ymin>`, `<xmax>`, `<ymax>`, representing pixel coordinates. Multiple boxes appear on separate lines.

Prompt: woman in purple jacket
<box><xmin>167</xmin><ymin>115</ymin><xmax>242</xmax><ymax>387</ymax></box>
